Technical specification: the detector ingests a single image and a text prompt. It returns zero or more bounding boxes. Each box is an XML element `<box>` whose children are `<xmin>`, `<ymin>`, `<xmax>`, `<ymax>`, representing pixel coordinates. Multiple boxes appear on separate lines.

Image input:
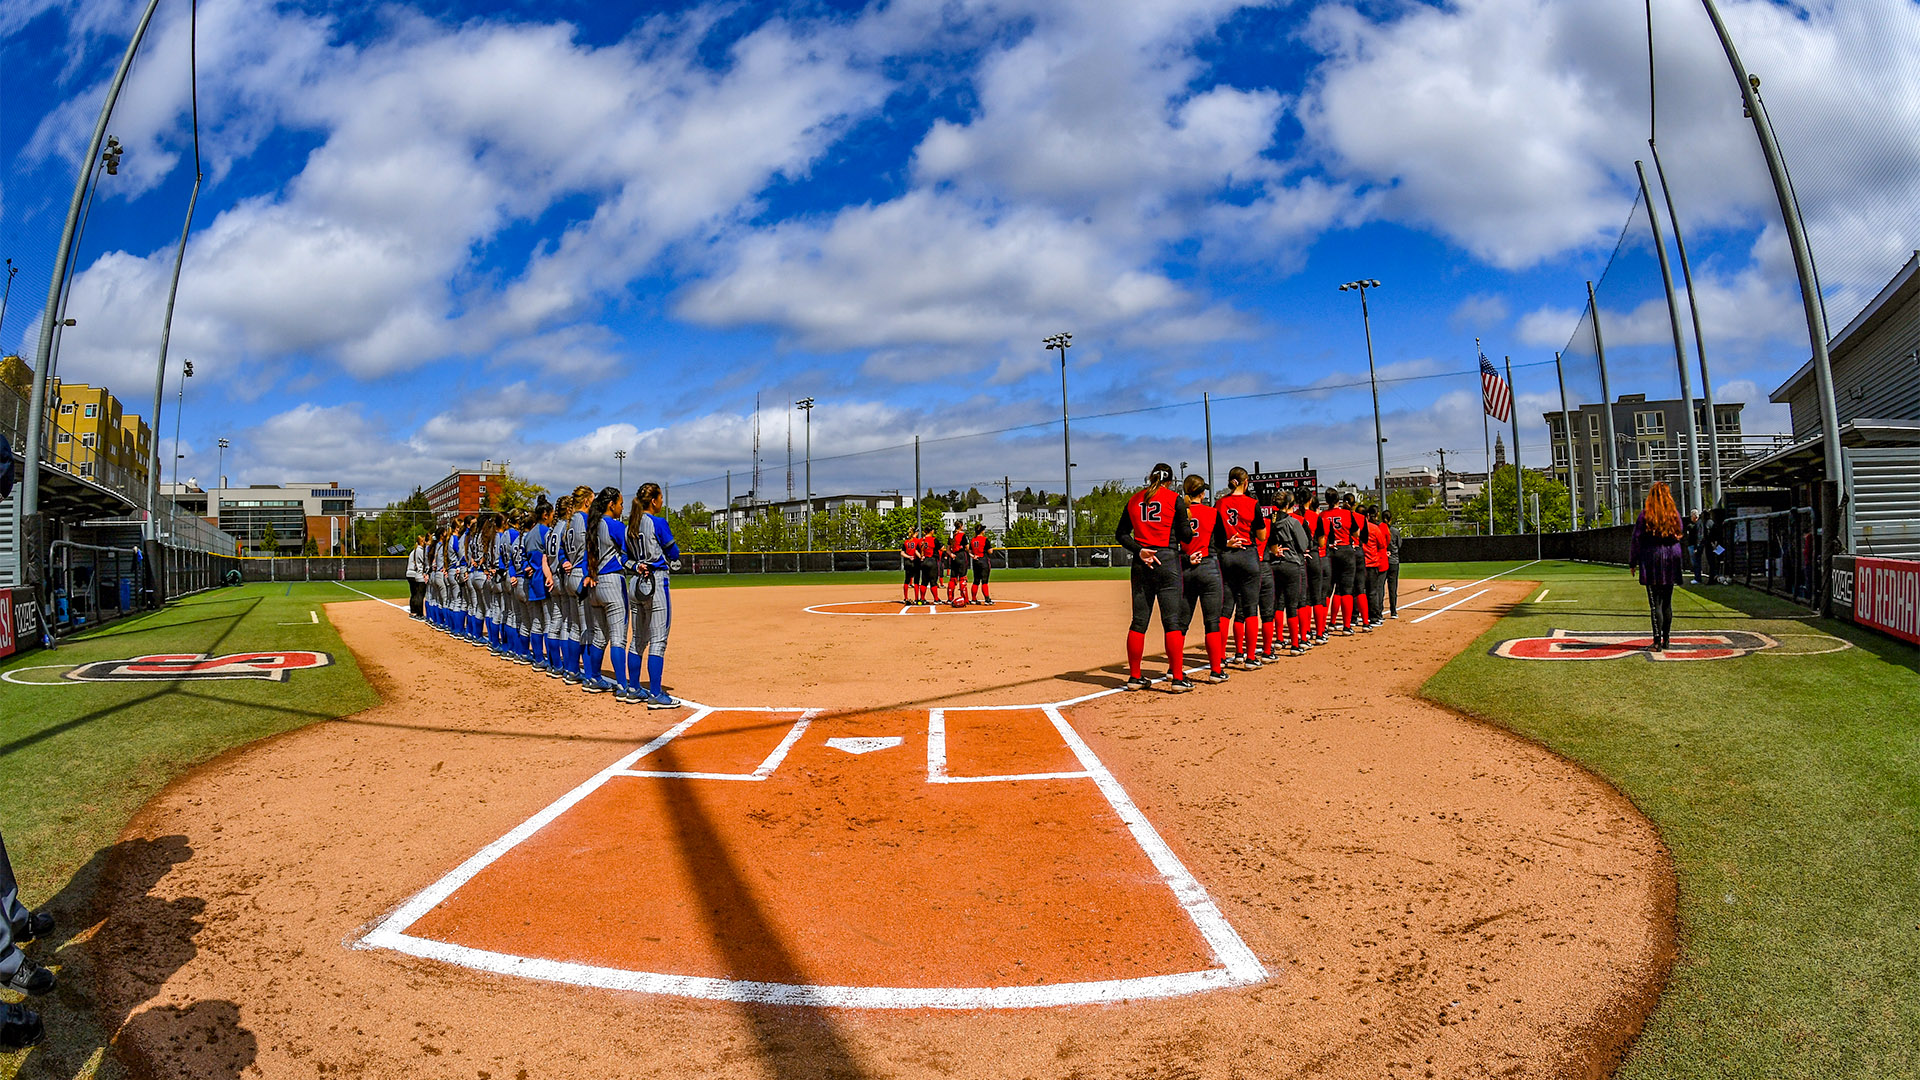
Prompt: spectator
<box><xmin>1629</xmin><ymin>483</ymin><xmax>1685</xmax><ymax>652</ymax></box>
<box><xmin>1687</xmin><ymin>509</ymin><xmax>1707</xmax><ymax>585</ymax></box>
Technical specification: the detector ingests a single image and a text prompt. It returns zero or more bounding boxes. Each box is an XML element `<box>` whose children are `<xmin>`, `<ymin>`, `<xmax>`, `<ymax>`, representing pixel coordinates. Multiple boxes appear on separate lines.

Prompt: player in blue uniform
<box><xmin>624</xmin><ymin>483</ymin><xmax>682</xmax><ymax>708</ymax></box>
<box><xmin>581</xmin><ymin>487</ymin><xmax>628</xmax><ymax>695</ymax></box>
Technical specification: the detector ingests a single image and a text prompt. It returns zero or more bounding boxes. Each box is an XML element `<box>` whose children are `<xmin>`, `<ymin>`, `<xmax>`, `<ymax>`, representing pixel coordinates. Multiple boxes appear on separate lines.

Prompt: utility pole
<box><xmin>1044</xmin><ymin>332</ymin><xmax>1074</xmax><ymax>549</ymax></box>
<box><xmin>914</xmin><ymin>435</ymin><xmax>921</xmax><ymax>533</ymax></box>
<box><xmin>1003</xmin><ymin>476</ymin><xmax>1012</xmax><ymax>537</ymax></box>
<box><xmin>1432</xmin><ymin>448</ymin><xmax>1450</xmax><ymax>510</ymax></box>
<box><xmin>725</xmin><ymin>469</ymin><xmax>732</xmax><ymax>554</ymax></box>
<box><xmin>798</xmin><ymin>397</ymin><xmax>815</xmax><ymax>552</ymax></box>
<box><xmin>1203</xmin><ymin>391</ymin><xmax>1215</xmax><ymax>497</ymax></box>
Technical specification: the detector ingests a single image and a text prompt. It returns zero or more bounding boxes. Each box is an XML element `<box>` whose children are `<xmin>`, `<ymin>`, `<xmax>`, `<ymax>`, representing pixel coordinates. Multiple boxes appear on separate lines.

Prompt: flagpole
<box><xmin>1479</xmin><ymin>339</ymin><xmax>1492</xmax><ymax>536</ymax></box>
<box><xmin>1507</xmin><ymin>356</ymin><xmax>1524</xmax><ymax>534</ymax></box>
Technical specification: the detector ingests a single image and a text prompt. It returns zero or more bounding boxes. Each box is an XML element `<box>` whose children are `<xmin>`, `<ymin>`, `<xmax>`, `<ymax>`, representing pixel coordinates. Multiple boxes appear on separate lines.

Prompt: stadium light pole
<box><xmin>1339</xmin><ymin>279</ymin><xmax>1388</xmax><ymax>509</ymax></box>
<box><xmin>1044</xmin><ymin>332</ymin><xmax>1074</xmax><ymax>549</ymax></box>
<box><xmin>798</xmin><ymin>397</ymin><xmax>815</xmax><ymax>552</ymax></box>
<box><xmin>170</xmin><ymin>360</ymin><xmax>193</xmax><ymax>493</ymax></box>
<box><xmin>23</xmin><ymin>0</ymin><xmax>162</xmax><ymax>523</ymax></box>
<box><xmin>614</xmin><ymin>448</ymin><xmax>626</xmax><ymax>490</ymax></box>
<box><xmin>0</xmin><ymin>259</ymin><xmax>16</xmax><ymax>331</ymax></box>
<box><xmin>215</xmin><ymin>437</ymin><xmax>228</xmax><ymax>490</ymax></box>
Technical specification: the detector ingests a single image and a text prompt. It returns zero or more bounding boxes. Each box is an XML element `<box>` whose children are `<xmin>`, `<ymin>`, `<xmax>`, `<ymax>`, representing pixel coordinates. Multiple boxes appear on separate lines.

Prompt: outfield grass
<box><xmin>1</xmin><ymin>582</ymin><xmax>383</xmax><ymax>1080</ymax></box>
<box><xmin>1423</xmin><ymin>561</ymin><xmax>1920</xmax><ymax>1078</ymax></box>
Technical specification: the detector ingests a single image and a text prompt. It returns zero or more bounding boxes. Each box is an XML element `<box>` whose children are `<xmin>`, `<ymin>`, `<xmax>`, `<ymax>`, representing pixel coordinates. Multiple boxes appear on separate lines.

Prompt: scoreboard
<box><xmin>1248</xmin><ymin>469</ymin><xmax>1317</xmax><ymax>498</ymax></box>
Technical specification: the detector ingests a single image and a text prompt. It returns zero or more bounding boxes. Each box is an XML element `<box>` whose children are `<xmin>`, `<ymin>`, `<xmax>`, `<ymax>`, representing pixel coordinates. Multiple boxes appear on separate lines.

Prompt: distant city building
<box><xmin>424</xmin><ymin>461</ymin><xmax>510</xmax><ymax>520</ymax></box>
<box><xmin>165</xmin><ymin>481</ymin><xmax>357</xmax><ymax>553</ymax></box>
<box><xmin>1383</xmin><ymin>466</ymin><xmax>1439</xmax><ymax>496</ymax></box>
<box><xmin>710</xmin><ymin>492</ymin><xmax>911</xmax><ymax>534</ymax></box>
<box><xmin>1545</xmin><ymin>393</ymin><xmax>1744</xmax><ymax>520</ymax></box>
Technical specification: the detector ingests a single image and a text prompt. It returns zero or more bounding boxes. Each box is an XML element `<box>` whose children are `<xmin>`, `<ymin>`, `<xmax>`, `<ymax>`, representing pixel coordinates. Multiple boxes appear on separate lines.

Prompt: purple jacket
<box><xmin>1629</xmin><ymin>514</ymin><xmax>1685</xmax><ymax>587</ymax></box>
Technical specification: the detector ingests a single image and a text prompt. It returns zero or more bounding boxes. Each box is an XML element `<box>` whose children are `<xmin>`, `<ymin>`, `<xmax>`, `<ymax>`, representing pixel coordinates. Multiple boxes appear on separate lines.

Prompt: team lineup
<box><xmin>411</xmin><ymin>482</ymin><xmax>684</xmax><ymax>707</ymax></box>
<box><xmin>403</xmin><ymin>460</ymin><xmax>1402</xmax><ymax>703</ymax></box>
<box><xmin>1119</xmin><ymin>463</ymin><xmax>1400</xmax><ymax>693</ymax></box>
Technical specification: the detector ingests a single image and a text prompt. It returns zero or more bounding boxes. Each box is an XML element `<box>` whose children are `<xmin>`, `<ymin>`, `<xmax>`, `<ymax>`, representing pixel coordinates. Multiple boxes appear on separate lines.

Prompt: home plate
<box><xmin>826</xmin><ymin>736</ymin><xmax>904</xmax><ymax>755</ymax></box>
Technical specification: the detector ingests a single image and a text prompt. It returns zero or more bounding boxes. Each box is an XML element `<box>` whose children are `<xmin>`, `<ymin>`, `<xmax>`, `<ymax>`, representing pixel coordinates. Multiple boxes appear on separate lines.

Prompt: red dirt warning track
<box><xmin>95</xmin><ymin>579</ymin><xmax>1674</xmax><ymax>1079</ymax></box>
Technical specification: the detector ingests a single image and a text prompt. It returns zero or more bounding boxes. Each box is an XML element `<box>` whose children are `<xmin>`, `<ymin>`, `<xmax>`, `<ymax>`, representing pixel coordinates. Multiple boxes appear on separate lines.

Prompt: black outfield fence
<box><xmin>1399</xmin><ymin>525</ymin><xmax>1633</xmax><ymax>567</ymax></box>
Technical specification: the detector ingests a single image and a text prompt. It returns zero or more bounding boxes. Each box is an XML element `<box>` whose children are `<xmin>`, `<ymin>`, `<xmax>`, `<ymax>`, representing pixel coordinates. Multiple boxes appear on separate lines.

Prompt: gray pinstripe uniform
<box><xmin>626</xmin><ymin>513</ymin><xmax>671</xmax><ymax>659</ymax></box>
<box><xmin>518</xmin><ymin>524</ymin><xmax>548</xmax><ymax>636</ymax></box>
<box><xmin>561</xmin><ymin>511</ymin><xmax>589</xmax><ymax>644</ymax></box>
<box><xmin>543</xmin><ymin>519</ymin><xmax>567</xmax><ymax>640</ymax></box>
<box><xmin>584</xmin><ymin>515</ymin><xmax>628</xmax><ymax>652</ymax></box>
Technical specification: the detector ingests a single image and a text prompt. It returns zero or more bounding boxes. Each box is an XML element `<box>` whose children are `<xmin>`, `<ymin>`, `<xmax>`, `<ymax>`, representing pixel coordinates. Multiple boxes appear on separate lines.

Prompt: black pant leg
<box><xmin>1129</xmin><ymin>559</ymin><xmax>1156</xmax><ymax>633</ymax></box>
<box><xmin>1153</xmin><ymin>552</ymin><xmax>1184</xmax><ymax>635</ymax></box>
<box><xmin>1366</xmin><ymin>567</ymin><xmax>1385</xmax><ymax>621</ymax></box>
<box><xmin>1386</xmin><ymin>566</ymin><xmax>1399</xmax><ymax>615</ymax></box>
<box><xmin>409</xmin><ymin>579</ymin><xmax>426</xmax><ymax>616</ymax></box>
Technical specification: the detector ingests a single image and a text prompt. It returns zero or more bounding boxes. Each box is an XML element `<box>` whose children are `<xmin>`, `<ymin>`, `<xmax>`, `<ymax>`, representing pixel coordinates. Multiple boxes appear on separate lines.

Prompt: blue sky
<box><xmin>4</xmin><ymin>0</ymin><xmax>1916</xmax><ymax>506</ymax></box>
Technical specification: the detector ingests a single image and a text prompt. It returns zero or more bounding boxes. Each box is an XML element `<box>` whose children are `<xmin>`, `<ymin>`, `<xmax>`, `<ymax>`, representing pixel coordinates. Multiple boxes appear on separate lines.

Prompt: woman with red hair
<box><xmin>1629</xmin><ymin>482</ymin><xmax>1686</xmax><ymax>651</ymax></box>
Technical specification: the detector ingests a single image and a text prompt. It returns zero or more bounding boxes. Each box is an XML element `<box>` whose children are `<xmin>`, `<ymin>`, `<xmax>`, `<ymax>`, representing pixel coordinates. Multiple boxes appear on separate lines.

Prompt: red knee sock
<box><xmin>1357</xmin><ymin>594</ymin><xmax>1369</xmax><ymax>623</ymax></box>
<box><xmin>1166</xmin><ymin>631</ymin><xmax>1185</xmax><ymax>680</ymax></box>
<box><xmin>1266</xmin><ymin>617</ymin><xmax>1279</xmax><ymax>653</ymax></box>
<box><xmin>983</xmin><ymin>583</ymin><xmax>991</xmax><ymax>601</ymax></box>
<box><xmin>1338</xmin><ymin>596</ymin><xmax>1352</xmax><ymax>627</ymax></box>
<box><xmin>1126</xmin><ymin>630</ymin><xmax>1146</xmax><ymax>678</ymax></box>
<box><xmin>1241</xmin><ymin>618</ymin><xmax>1257</xmax><ymax>658</ymax></box>
<box><xmin>1314</xmin><ymin>603</ymin><xmax>1327</xmax><ymax>637</ymax></box>
<box><xmin>1206</xmin><ymin>630</ymin><xmax>1224</xmax><ymax>674</ymax></box>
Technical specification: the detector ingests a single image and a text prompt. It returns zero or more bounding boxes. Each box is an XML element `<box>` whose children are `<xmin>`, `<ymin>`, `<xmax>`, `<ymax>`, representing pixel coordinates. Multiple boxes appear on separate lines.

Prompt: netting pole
<box><xmin>1555</xmin><ymin>351</ymin><xmax>1578</xmax><ymax>527</ymax></box>
<box><xmin>1634</xmin><ymin>160</ymin><xmax>1703</xmax><ymax>518</ymax></box>
<box><xmin>1699</xmin><ymin>0</ymin><xmax>1842</xmax><ymax>552</ymax></box>
<box><xmin>1649</xmin><ymin>140</ymin><xmax>1723</xmax><ymax>508</ymax></box>
<box><xmin>1203</xmin><ymin>392</ymin><xmax>1215</xmax><ymax>498</ymax></box>
<box><xmin>1588</xmin><ymin>281</ymin><xmax>1622</xmax><ymax>523</ymax></box>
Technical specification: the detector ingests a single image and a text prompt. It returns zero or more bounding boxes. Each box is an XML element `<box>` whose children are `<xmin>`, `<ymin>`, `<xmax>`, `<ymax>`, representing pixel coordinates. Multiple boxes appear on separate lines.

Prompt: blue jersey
<box><xmin>591</xmin><ymin>516</ymin><xmax>628</xmax><ymax>577</ymax></box>
<box><xmin>523</xmin><ymin>524</ymin><xmax>550</xmax><ymax>601</ymax></box>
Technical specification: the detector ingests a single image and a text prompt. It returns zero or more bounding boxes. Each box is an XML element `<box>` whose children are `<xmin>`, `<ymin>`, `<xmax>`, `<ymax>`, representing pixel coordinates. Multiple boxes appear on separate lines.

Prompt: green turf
<box><xmin>1</xmin><ymin>582</ymin><xmax>383</xmax><ymax>1080</ymax></box>
<box><xmin>1422</xmin><ymin>561</ymin><xmax>1920</xmax><ymax>1078</ymax></box>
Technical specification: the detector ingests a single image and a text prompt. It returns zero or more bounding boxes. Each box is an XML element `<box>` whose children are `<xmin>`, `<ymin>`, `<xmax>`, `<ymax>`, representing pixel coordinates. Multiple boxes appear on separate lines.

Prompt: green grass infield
<box><xmin>1423</xmin><ymin>561</ymin><xmax>1920</xmax><ymax>1078</ymax></box>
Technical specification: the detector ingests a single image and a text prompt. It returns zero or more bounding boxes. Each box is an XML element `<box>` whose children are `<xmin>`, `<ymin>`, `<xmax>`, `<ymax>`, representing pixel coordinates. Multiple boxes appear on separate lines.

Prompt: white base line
<box><xmin>927</xmin><ymin>708</ymin><xmax>1092</xmax><ymax>784</ymax></box>
<box><xmin>804</xmin><ymin>600</ymin><xmax>1040</xmax><ymax>616</ymax></box>
<box><xmin>359</xmin><ymin>698</ymin><xmax>1268</xmax><ymax>1007</ymax></box>
<box><xmin>1411</xmin><ymin>588</ymin><xmax>1491</xmax><ymax>624</ymax></box>
<box><xmin>1399</xmin><ymin>559</ymin><xmax>1540</xmax><ymax>610</ymax></box>
<box><xmin>333</xmin><ymin>581</ymin><xmax>409</xmax><ymax>611</ymax></box>
<box><xmin>1041</xmin><ymin>704</ymin><xmax>1267</xmax><ymax>985</ymax></box>
<box><xmin>1533</xmin><ymin>588</ymin><xmax>1550</xmax><ymax>602</ymax></box>
<box><xmin>623</xmin><ymin>710</ymin><xmax>817</xmax><ymax>781</ymax></box>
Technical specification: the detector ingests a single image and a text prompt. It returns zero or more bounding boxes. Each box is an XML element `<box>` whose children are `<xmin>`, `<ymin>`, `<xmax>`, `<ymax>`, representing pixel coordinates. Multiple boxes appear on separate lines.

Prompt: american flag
<box><xmin>1480</xmin><ymin>350</ymin><xmax>1512</xmax><ymax>422</ymax></box>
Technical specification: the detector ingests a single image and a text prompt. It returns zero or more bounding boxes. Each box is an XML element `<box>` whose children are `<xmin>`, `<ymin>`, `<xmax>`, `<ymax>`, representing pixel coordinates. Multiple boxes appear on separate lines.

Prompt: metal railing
<box><xmin>1717</xmin><ymin>507</ymin><xmax>1819</xmax><ymax>604</ymax></box>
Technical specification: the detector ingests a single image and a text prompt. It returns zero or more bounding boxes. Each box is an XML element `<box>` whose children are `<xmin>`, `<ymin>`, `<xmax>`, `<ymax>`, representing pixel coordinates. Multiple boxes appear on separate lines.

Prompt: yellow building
<box><xmin>51</xmin><ymin>380</ymin><xmax>150</xmax><ymax>498</ymax></box>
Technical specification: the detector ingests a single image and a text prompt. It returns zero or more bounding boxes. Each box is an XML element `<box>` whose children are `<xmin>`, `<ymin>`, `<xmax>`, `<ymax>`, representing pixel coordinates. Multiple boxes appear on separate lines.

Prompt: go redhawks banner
<box><xmin>1853</xmin><ymin>557</ymin><xmax>1920</xmax><ymax>645</ymax></box>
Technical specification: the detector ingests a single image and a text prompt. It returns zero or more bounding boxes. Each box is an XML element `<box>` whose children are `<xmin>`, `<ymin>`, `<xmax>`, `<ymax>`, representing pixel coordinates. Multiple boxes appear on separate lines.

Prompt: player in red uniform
<box><xmin>948</xmin><ymin>524</ymin><xmax>970</xmax><ymax>605</ymax></box>
<box><xmin>1295</xmin><ymin>490</ymin><xmax>1329</xmax><ymax>643</ymax></box>
<box><xmin>1255</xmin><ymin>494</ymin><xmax>1281</xmax><ymax>660</ymax></box>
<box><xmin>916</xmin><ymin>531</ymin><xmax>937</xmax><ymax>604</ymax></box>
<box><xmin>901</xmin><ymin>529</ymin><xmax>920</xmax><ymax>605</ymax></box>
<box><xmin>1176</xmin><ymin>475</ymin><xmax>1229</xmax><ymax>683</ymax></box>
<box><xmin>1359</xmin><ymin>504</ymin><xmax>1389</xmax><ymax>628</ymax></box>
<box><xmin>968</xmin><ymin>524</ymin><xmax>994</xmax><ymax>604</ymax></box>
<box><xmin>1116</xmin><ymin>463</ymin><xmax>1192</xmax><ymax>692</ymax></box>
<box><xmin>1319</xmin><ymin>489</ymin><xmax>1360</xmax><ymax>634</ymax></box>
<box><xmin>1214</xmin><ymin>468</ymin><xmax>1263</xmax><ymax>670</ymax></box>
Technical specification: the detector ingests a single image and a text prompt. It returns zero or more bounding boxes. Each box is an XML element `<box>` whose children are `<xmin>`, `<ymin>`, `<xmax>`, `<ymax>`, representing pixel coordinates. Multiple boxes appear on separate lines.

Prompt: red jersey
<box><xmin>1123</xmin><ymin>486</ymin><xmax>1182</xmax><ymax>549</ymax></box>
<box><xmin>1215</xmin><ymin>493</ymin><xmax>1259</xmax><ymax>549</ymax></box>
<box><xmin>1183</xmin><ymin>502</ymin><xmax>1219</xmax><ymax>559</ymax></box>
<box><xmin>1362</xmin><ymin>521</ymin><xmax>1391</xmax><ymax>570</ymax></box>
<box><xmin>1322</xmin><ymin>507</ymin><xmax>1357</xmax><ymax>547</ymax></box>
<box><xmin>951</xmin><ymin>528</ymin><xmax>967</xmax><ymax>554</ymax></box>
<box><xmin>917</xmin><ymin>535</ymin><xmax>937</xmax><ymax>559</ymax></box>
<box><xmin>969</xmin><ymin>534</ymin><xmax>988</xmax><ymax>558</ymax></box>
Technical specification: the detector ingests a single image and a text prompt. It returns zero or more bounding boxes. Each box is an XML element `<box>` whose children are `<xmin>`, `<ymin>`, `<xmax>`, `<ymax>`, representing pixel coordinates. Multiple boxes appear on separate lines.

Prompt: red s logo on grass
<box><xmin>63</xmin><ymin>651</ymin><xmax>334</xmax><ymax>682</ymax></box>
<box><xmin>1491</xmin><ymin>630</ymin><xmax>1779</xmax><ymax>662</ymax></box>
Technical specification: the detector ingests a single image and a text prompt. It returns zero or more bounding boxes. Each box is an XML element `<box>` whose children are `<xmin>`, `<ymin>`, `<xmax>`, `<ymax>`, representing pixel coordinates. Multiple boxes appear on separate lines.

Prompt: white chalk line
<box><xmin>1411</xmin><ymin>588</ymin><xmax>1492</xmax><ymax>624</ymax></box>
<box><xmin>927</xmin><ymin>708</ymin><xmax>1092</xmax><ymax>784</ymax></box>
<box><xmin>0</xmin><ymin>665</ymin><xmax>84</xmax><ymax>686</ymax></box>
<box><xmin>620</xmin><ymin>709</ymin><xmax>818</xmax><ymax>781</ymax></box>
<box><xmin>358</xmin><ymin>695</ymin><xmax>1267</xmax><ymax>1007</ymax></box>
<box><xmin>1399</xmin><ymin>560</ymin><xmax>1540</xmax><ymax>610</ymax></box>
<box><xmin>332</xmin><ymin>581</ymin><xmax>409</xmax><ymax>611</ymax></box>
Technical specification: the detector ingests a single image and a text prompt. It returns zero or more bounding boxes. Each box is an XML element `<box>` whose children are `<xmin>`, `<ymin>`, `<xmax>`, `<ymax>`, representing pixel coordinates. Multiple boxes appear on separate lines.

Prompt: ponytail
<box><xmin>1227</xmin><ymin>466</ymin><xmax>1249</xmax><ymax>494</ymax></box>
<box><xmin>585</xmin><ymin>486</ymin><xmax>620</xmax><ymax>572</ymax></box>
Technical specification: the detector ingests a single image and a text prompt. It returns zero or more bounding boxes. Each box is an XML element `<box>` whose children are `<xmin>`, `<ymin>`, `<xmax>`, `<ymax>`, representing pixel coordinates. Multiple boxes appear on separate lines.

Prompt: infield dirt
<box><xmin>99</xmin><ymin>578</ymin><xmax>1674</xmax><ymax>1079</ymax></box>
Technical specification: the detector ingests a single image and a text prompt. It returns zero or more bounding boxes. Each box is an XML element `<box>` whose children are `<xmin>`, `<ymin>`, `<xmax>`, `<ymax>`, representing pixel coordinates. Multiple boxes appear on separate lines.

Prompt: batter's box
<box><xmin>357</xmin><ymin>701</ymin><xmax>1267</xmax><ymax>1008</ymax></box>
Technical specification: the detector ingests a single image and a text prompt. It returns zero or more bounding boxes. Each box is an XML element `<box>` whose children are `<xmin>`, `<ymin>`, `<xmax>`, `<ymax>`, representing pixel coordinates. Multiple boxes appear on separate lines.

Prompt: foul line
<box><xmin>1399</xmin><ymin>560</ymin><xmax>1540</xmax><ymax>610</ymax></box>
<box><xmin>927</xmin><ymin>709</ymin><xmax>1093</xmax><ymax>784</ymax></box>
<box><xmin>332</xmin><ymin>581</ymin><xmax>409</xmax><ymax>611</ymax></box>
<box><xmin>1411</xmin><ymin>588</ymin><xmax>1491</xmax><ymax>624</ymax></box>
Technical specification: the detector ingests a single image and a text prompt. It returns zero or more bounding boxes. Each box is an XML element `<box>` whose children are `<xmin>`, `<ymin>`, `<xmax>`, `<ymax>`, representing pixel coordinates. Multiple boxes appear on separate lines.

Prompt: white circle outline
<box><xmin>802</xmin><ymin>600</ymin><xmax>1041</xmax><ymax>616</ymax></box>
<box><xmin>1763</xmin><ymin>632</ymin><xmax>1855</xmax><ymax>657</ymax></box>
<box><xmin>1</xmin><ymin>664</ymin><xmax>83</xmax><ymax>686</ymax></box>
